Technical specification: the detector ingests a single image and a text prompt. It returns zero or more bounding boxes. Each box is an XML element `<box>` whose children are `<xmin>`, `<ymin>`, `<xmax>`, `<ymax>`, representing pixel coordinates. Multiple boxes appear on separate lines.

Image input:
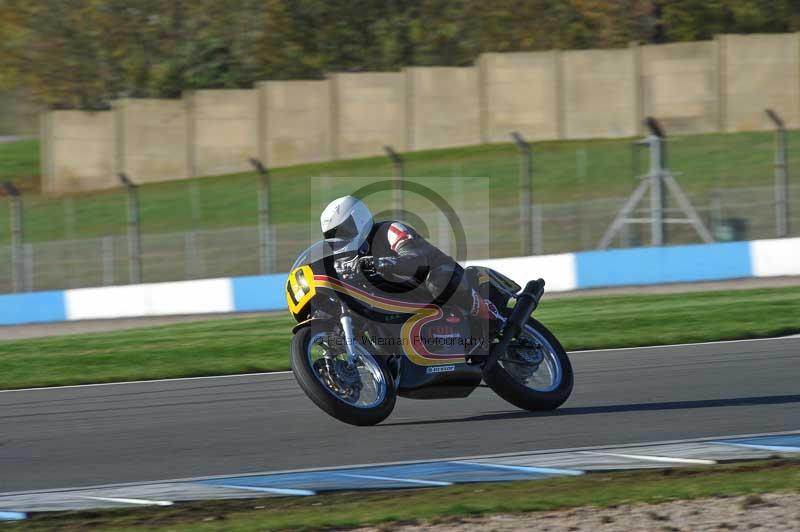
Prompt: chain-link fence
<box><xmin>0</xmin><ymin>183</ymin><xmax>797</xmax><ymax>294</ymax></box>
<box><xmin>1</xmin><ymin>127</ymin><xmax>798</xmax><ymax>293</ymax></box>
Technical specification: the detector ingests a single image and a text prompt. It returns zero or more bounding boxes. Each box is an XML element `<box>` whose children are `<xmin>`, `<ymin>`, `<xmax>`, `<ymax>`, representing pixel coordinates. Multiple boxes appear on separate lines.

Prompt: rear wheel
<box><xmin>483</xmin><ymin>318</ymin><xmax>573</xmax><ymax>411</ymax></box>
<box><xmin>291</xmin><ymin>322</ymin><xmax>396</xmax><ymax>426</ymax></box>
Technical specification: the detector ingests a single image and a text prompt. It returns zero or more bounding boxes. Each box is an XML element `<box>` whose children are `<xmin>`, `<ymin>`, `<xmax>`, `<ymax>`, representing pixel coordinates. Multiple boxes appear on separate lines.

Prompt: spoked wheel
<box><xmin>483</xmin><ymin>318</ymin><xmax>573</xmax><ymax>411</ymax></box>
<box><xmin>291</xmin><ymin>322</ymin><xmax>395</xmax><ymax>426</ymax></box>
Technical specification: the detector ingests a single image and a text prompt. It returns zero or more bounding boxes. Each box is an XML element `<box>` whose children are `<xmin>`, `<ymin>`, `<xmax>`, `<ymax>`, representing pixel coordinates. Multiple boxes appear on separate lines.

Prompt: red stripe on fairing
<box><xmin>313</xmin><ymin>275</ymin><xmax>431</xmax><ymax>310</ymax></box>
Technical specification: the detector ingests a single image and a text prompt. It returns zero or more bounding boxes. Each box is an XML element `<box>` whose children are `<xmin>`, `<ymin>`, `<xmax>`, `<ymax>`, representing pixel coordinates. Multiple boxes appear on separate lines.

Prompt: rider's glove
<box><xmin>357</xmin><ymin>256</ymin><xmax>375</xmax><ymax>273</ymax></box>
<box><xmin>336</xmin><ymin>256</ymin><xmax>361</xmax><ymax>276</ymax></box>
<box><xmin>337</xmin><ymin>256</ymin><xmax>398</xmax><ymax>277</ymax></box>
<box><xmin>359</xmin><ymin>256</ymin><xmax>397</xmax><ymax>274</ymax></box>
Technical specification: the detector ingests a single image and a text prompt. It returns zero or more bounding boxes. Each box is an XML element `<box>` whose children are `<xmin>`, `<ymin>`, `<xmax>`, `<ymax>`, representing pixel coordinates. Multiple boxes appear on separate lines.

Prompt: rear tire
<box><xmin>483</xmin><ymin>319</ymin><xmax>573</xmax><ymax>411</ymax></box>
<box><xmin>291</xmin><ymin>322</ymin><xmax>396</xmax><ymax>426</ymax></box>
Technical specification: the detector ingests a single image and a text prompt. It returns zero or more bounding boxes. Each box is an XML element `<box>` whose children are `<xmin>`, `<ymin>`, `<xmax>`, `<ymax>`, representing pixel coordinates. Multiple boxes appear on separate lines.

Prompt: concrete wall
<box><xmin>41</xmin><ymin>111</ymin><xmax>115</xmax><ymax>193</ymax></box>
<box><xmin>406</xmin><ymin>67</ymin><xmax>481</xmax><ymax>150</ymax></box>
<box><xmin>38</xmin><ymin>32</ymin><xmax>800</xmax><ymax>192</ymax></box>
<box><xmin>331</xmin><ymin>72</ymin><xmax>406</xmax><ymax>159</ymax></box>
<box><xmin>189</xmin><ymin>89</ymin><xmax>257</xmax><ymax>177</ymax></box>
<box><xmin>640</xmin><ymin>41</ymin><xmax>719</xmax><ymax>134</ymax></box>
<box><xmin>481</xmin><ymin>52</ymin><xmax>560</xmax><ymax>142</ymax></box>
<box><xmin>562</xmin><ymin>48</ymin><xmax>638</xmax><ymax>139</ymax></box>
<box><xmin>721</xmin><ymin>33</ymin><xmax>800</xmax><ymax>131</ymax></box>
<box><xmin>258</xmin><ymin>80</ymin><xmax>331</xmax><ymax>167</ymax></box>
<box><xmin>115</xmin><ymin>99</ymin><xmax>190</xmax><ymax>184</ymax></box>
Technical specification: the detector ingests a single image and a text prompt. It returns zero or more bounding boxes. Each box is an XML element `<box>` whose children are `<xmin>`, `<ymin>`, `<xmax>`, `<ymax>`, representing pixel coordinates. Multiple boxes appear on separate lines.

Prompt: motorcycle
<box><xmin>285</xmin><ymin>238</ymin><xmax>573</xmax><ymax>426</ymax></box>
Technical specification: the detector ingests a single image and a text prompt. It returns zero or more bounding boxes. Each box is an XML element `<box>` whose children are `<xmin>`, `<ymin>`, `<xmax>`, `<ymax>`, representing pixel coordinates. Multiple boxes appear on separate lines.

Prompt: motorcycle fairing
<box><xmin>292</xmin><ymin>268</ymin><xmax>467</xmax><ymax>366</ymax></box>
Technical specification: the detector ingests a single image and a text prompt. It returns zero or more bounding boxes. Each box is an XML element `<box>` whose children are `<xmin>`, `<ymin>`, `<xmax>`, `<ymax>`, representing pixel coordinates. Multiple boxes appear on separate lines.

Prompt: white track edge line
<box><xmin>79</xmin><ymin>496</ymin><xmax>173</xmax><ymax>506</ymax></box>
<box><xmin>451</xmin><ymin>461</ymin><xmax>584</xmax><ymax>476</ymax></box>
<box><xmin>336</xmin><ymin>473</ymin><xmax>452</xmax><ymax>486</ymax></box>
<box><xmin>213</xmin><ymin>485</ymin><xmax>316</xmax><ymax>496</ymax></box>
<box><xmin>578</xmin><ymin>451</ymin><xmax>716</xmax><ymax>465</ymax></box>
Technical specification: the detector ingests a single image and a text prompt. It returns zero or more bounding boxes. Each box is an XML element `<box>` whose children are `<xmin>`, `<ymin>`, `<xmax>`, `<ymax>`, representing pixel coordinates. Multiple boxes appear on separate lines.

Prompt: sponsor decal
<box><xmin>426</xmin><ymin>364</ymin><xmax>456</xmax><ymax>374</ymax></box>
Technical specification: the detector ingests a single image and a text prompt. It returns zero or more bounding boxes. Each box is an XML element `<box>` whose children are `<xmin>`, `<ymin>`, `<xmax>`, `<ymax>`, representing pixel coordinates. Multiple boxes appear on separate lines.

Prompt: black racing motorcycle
<box><xmin>285</xmin><ymin>239</ymin><xmax>573</xmax><ymax>426</ymax></box>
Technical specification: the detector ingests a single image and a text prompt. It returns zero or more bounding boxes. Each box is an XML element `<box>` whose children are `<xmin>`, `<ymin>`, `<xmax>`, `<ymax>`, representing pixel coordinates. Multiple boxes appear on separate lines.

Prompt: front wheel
<box><xmin>291</xmin><ymin>322</ymin><xmax>396</xmax><ymax>426</ymax></box>
<box><xmin>483</xmin><ymin>318</ymin><xmax>573</xmax><ymax>411</ymax></box>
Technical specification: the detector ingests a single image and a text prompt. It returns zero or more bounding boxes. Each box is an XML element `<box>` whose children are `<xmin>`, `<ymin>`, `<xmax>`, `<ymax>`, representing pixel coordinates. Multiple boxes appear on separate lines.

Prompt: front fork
<box><xmin>339</xmin><ymin>301</ymin><xmax>359</xmax><ymax>367</ymax></box>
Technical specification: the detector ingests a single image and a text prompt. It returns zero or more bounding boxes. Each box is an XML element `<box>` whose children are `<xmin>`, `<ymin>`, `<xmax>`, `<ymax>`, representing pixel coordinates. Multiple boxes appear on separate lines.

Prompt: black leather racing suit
<box><xmin>361</xmin><ymin>221</ymin><xmax>474</xmax><ymax>311</ymax></box>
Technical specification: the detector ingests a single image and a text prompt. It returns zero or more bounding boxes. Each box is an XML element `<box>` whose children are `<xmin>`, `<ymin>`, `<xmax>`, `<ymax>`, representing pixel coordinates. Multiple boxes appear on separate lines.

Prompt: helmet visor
<box><xmin>322</xmin><ymin>214</ymin><xmax>360</xmax><ymax>240</ymax></box>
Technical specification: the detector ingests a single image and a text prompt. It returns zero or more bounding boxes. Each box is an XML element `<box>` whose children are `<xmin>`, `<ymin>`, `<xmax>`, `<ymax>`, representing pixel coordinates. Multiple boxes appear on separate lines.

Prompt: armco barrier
<box><xmin>1</xmin><ymin>238</ymin><xmax>798</xmax><ymax>327</ymax></box>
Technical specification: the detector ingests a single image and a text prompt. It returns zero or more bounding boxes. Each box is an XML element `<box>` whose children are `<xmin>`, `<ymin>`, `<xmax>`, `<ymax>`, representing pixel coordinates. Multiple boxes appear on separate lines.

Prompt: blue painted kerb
<box><xmin>575</xmin><ymin>241</ymin><xmax>752</xmax><ymax>289</ymax></box>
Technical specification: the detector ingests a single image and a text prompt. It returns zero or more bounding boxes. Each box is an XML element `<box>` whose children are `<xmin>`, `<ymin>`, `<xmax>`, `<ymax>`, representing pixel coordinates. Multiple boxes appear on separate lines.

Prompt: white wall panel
<box><xmin>66</xmin><ymin>278</ymin><xmax>233</xmax><ymax>320</ymax></box>
<box><xmin>465</xmin><ymin>253</ymin><xmax>577</xmax><ymax>292</ymax></box>
<box><xmin>750</xmin><ymin>237</ymin><xmax>800</xmax><ymax>277</ymax></box>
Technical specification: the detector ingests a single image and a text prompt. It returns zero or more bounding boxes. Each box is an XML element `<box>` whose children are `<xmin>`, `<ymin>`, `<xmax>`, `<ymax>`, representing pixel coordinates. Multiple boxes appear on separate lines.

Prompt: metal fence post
<box><xmin>645</xmin><ymin>118</ymin><xmax>666</xmax><ymax>246</ymax></box>
<box><xmin>102</xmin><ymin>236</ymin><xmax>115</xmax><ymax>286</ymax></box>
<box><xmin>2</xmin><ymin>182</ymin><xmax>25</xmax><ymax>292</ymax></box>
<box><xmin>383</xmin><ymin>146</ymin><xmax>404</xmax><ymax>219</ymax></box>
<box><xmin>249</xmin><ymin>158</ymin><xmax>274</xmax><ymax>274</ymax></box>
<box><xmin>23</xmin><ymin>243</ymin><xmax>33</xmax><ymax>291</ymax></box>
<box><xmin>710</xmin><ymin>190</ymin><xmax>722</xmax><ymax>238</ymax></box>
<box><xmin>765</xmin><ymin>109</ymin><xmax>790</xmax><ymax>237</ymax></box>
<box><xmin>532</xmin><ymin>204</ymin><xmax>543</xmax><ymax>255</ymax></box>
<box><xmin>118</xmin><ymin>173</ymin><xmax>142</xmax><ymax>284</ymax></box>
<box><xmin>511</xmin><ymin>132</ymin><xmax>534</xmax><ymax>255</ymax></box>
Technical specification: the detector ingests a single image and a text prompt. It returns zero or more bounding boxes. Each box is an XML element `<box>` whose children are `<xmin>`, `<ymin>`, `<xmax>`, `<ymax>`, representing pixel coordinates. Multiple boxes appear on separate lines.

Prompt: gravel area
<box><xmin>355</xmin><ymin>492</ymin><xmax>800</xmax><ymax>532</ymax></box>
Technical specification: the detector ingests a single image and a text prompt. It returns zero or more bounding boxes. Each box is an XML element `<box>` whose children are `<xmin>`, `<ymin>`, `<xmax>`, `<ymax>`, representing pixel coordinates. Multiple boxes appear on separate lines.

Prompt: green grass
<box><xmin>1</xmin><ymin>286</ymin><xmax>798</xmax><ymax>390</ymax></box>
<box><xmin>0</xmin><ymin>138</ymin><xmax>39</xmax><ymax>186</ymax></box>
<box><xmin>9</xmin><ymin>459</ymin><xmax>800</xmax><ymax>531</ymax></box>
<box><xmin>0</xmin><ymin>129</ymin><xmax>795</xmax><ymax>244</ymax></box>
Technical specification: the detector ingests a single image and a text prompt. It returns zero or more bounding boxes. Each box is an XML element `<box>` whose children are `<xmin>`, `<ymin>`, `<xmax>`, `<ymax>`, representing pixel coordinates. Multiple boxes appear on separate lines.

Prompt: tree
<box><xmin>1</xmin><ymin>0</ymin><xmax>798</xmax><ymax>109</ymax></box>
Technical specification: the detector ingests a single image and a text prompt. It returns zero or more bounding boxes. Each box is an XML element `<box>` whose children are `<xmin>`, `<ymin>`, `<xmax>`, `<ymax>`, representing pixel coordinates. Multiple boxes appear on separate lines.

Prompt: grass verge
<box><xmin>1</xmin><ymin>286</ymin><xmax>798</xmax><ymax>390</ymax></box>
<box><xmin>8</xmin><ymin>459</ymin><xmax>800</xmax><ymax>531</ymax></box>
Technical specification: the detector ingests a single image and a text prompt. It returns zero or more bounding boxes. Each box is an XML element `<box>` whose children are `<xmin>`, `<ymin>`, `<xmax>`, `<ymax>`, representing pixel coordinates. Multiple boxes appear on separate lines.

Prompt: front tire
<box><xmin>483</xmin><ymin>318</ymin><xmax>573</xmax><ymax>411</ymax></box>
<box><xmin>291</xmin><ymin>322</ymin><xmax>396</xmax><ymax>426</ymax></box>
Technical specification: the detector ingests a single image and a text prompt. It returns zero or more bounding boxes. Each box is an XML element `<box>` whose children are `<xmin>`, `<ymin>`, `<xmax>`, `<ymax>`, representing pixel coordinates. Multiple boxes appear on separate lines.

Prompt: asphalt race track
<box><xmin>1</xmin><ymin>336</ymin><xmax>798</xmax><ymax>493</ymax></box>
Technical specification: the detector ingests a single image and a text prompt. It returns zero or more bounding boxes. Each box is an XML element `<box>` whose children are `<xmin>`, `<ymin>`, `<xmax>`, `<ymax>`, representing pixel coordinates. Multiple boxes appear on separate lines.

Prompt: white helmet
<box><xmin>320</xmin><ymin>195</ymin><xmax>373</xmax><ymax>252</ymax></box>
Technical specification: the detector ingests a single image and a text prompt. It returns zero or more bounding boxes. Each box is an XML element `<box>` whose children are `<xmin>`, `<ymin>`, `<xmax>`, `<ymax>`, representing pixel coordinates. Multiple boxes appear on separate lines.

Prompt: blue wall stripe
<box><xmin>0</xmin><ymin>290</ymin><xmax>67</xmax><ymax>326</ymax></box>
<box><xmin>0</xmin><ymin>512</ymin><xmax>27</xmax><ymax>521</ymax></box>
<box><xmin>232</xmin><ymin>274</ymin><xmax>288</xmax><ymax>312</ymax></box>
<box><xmin>575</xmin><ymin>242</ymin><xmax>752</xmax><ymax>289</ymax></box>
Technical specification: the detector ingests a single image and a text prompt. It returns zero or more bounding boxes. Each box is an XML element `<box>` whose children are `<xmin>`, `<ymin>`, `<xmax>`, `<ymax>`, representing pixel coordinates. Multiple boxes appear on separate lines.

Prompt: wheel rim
<box><xmin>307</xmin><ymin>332</ymin><xmax>387</xmax><ymax>409</ymax></box>
<box><xmin>498</xmin><ymin>325</ymin><xmax>563</xmax><ymax>393</ymax></box>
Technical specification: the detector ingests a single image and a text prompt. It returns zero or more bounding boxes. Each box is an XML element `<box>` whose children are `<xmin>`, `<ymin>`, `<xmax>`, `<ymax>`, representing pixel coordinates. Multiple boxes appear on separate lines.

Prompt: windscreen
<box><xmin>290</xmin><ymin>239</ymin><xmax>354</xmax><ymax>271</ymax></box>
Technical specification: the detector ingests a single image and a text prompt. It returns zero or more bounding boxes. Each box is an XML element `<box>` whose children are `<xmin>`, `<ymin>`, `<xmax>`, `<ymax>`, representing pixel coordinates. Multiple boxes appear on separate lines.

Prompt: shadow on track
<box><xmin>382</xmin><ymin>394</ymin><xmax>800</xmax><ymax>427</ymax></box>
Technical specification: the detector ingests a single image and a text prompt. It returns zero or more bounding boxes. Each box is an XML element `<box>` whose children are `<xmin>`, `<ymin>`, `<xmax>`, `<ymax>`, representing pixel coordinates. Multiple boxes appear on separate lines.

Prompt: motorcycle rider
<box><xmin>320</xmin><ymin>196</ymin><xmax>503</xmax><ymax>332</ymax></box>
